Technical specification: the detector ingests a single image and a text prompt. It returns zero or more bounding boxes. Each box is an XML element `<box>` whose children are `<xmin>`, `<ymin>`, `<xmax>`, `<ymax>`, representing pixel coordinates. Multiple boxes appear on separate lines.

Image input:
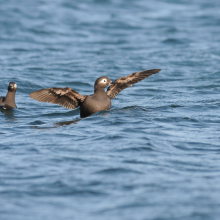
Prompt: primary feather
<box><xmin>29</xmin><ymin>87</ymin><xmax>86</xmax><ymax>109</ymax></box>
<box><xmin>107</xmin><ymin>69</ymin><xmax>161</xmax><ymax>99</ymax></box>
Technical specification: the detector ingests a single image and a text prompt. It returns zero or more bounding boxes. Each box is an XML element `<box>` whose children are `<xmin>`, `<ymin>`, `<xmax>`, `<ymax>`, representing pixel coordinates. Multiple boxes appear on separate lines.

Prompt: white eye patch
<box><xmin>10</xmin><ymin>84</ymin><xmax>17</xmax><ymax>88</ymax></box>
<box><xmin>101</xmin><ymin>79</ymin><xmax>107</xmax><ymax>83</ymax></box>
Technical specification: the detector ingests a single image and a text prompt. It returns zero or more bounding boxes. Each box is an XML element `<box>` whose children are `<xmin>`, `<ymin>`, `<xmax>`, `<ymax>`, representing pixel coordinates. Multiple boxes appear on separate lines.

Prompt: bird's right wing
<box><xmin>29</xmin><ymin>87</ymin><xmax>86</xmax><ymax>109</ymax></box>
<box><xmin>107</xmin><ymin>69</ymin><xmax>161</xmax><ymax>99</ymax></box>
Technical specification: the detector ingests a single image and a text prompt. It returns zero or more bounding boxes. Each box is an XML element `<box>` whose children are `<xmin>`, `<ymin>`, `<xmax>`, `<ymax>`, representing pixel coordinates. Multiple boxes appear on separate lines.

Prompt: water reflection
<box><xmin>1</xmin><ymin>107</ymin><xmax>15</xmax><ymax>116</ymax></box>
<box><xmin>0</xmin><ymin>107</ymin><xmax>17</xmax><ymax>123</ymax></box>
<box><xmin>54</xmin><ymin>118</ymin><xmax>82</xmax><ymax>127</ymax></box>
<box><xmin>30</xmin><ymin>118</ymin><xmax>82</xmax><ymax>129</ymax></box>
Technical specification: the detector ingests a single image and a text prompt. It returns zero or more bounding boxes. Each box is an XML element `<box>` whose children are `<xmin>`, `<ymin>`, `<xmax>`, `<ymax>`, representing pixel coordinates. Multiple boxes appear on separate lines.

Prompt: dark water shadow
<box><xmin>1</xmin><ymin>107</ymin><xmax>15</xmax><ymax>117</ymax></box>
<box><xmin>30</xmin><ymin>105</ymin><xmax>150</xmax><ymax>129</ymax></box>
<box><xmin>54</xmin><ymin>118</ymin><xmax>82</xmax><ymax>127</ymax></box>
<box><xmin>0</xmin><ymin>107</ymin><xmax>18</xmax><ymax>123</ymax></box>
<box><xmin>30</xmin><ymin>118</ymin><xmax>82</xmax><ymax>130</ymax></box>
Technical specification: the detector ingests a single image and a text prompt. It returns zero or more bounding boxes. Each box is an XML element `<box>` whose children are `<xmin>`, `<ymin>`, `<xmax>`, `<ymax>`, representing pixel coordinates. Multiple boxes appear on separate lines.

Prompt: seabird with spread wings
<box><xmin>29</xmin><ymin>69</ymin><xmax>161</xmax><ymax>118</ymax></box>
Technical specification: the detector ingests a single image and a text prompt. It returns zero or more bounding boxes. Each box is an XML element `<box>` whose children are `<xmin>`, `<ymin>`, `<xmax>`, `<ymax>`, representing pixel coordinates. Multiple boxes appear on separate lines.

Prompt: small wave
<box><xmin>95</xmin><ymin>168</ymin><xmax>143</xmax><ymax>175</ymax></box>
<box><xmin>162</xmin><ymin>38</ymin><xmax>189</xmax><ymax>45</ymax></box>
<box><xmin>117</xmin><ymin>146</ymin><xmax>154</xmax><ymax>152</ymax></box>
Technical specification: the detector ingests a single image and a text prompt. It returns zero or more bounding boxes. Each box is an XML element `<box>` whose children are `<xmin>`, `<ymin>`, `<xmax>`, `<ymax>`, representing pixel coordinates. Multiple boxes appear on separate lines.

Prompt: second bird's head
<box><xmin>8</xmin><ymin>82</ymin><xmax>17</xmax><ymax>92</ymax></box>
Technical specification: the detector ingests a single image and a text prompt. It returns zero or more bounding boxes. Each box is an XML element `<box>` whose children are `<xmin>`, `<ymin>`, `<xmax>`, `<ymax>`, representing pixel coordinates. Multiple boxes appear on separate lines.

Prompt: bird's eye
<box><xmin>102</xmin><ymin>79</ymin><xmax>107</xmax><ymax>83</ymax></box>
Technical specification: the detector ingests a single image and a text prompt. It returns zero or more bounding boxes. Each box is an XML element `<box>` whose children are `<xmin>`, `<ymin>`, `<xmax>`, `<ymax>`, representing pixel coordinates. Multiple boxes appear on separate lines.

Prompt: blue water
<box><xmin>0</xmin><ymin>0</ymin><xmax>220</xmax><ymax>219</ymax></box>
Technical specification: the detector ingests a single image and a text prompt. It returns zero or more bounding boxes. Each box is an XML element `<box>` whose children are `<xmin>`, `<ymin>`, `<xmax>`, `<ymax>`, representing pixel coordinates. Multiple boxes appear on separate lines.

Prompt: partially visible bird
<box><xmin>0</xmin><ymin>82</ymin><xmax>17</xmax><ymax>109</ymax></box>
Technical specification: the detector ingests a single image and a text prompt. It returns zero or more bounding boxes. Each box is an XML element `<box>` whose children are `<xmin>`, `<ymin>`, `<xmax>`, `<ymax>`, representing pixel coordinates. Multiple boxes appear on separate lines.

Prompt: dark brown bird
<box><xmin>29</xmin><ymin>69</ymin><xmax>161</xmax><ymax>118</ymax></box>
<box><xmin>0</xmin><ymin>82</ymin><xmax>17</xmax><ymax>109</ymax></box>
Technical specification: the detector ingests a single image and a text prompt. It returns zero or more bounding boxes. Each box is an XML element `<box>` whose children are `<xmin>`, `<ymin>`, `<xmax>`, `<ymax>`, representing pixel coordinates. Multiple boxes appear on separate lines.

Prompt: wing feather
<box><xmin>107</xmin><ymin>69</ymin><xmax>161</xmax><ymax>99</ymax></box>
<box><xmin>29</xmin><ymin>87</ymin><xmax>86</xmax><ymax>109</ymax></box>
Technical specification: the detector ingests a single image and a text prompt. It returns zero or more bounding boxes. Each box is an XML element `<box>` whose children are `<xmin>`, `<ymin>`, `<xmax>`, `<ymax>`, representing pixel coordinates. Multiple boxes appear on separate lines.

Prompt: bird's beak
<box><xmin>109</xmin><ymin>81</ymin><xmax>113</xmax><ymax>85</ymax></box>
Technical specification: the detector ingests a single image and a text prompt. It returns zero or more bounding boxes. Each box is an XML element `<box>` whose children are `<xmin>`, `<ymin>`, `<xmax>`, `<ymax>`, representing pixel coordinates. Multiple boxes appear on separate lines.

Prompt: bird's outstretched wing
<box><xmin>29</xmin><ymin>87</ymin><xmax>86</xmax><ymax>109</ymax></box>
<box><xmin>106</xmin><ymin>69</ymin><xmax>161</xmax><ymax>99</ymax></box>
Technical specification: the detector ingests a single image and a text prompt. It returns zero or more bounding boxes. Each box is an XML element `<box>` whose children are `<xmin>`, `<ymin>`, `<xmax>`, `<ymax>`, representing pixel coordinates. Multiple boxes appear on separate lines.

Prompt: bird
<box><xmin>0</xmin><ymin>82</ymin><xmax>17</xmax><ymax>109</ymax></box>
<box><xmin>29</xmin><ymin>69</ymin><xmax>161</xmax><ymax>118</ymax></box>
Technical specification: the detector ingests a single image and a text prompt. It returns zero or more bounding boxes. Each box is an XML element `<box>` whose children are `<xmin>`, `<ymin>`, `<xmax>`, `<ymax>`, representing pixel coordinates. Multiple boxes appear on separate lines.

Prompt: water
<box><xmin>0</xmin><ymin>0</ymin><xmax>220</xmax><ymax>219</ymax></box>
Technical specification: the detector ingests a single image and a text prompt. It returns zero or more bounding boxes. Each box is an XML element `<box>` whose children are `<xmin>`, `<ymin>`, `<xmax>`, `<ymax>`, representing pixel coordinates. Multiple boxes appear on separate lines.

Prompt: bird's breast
<box><xmin>80</xmin><ymin>95</ymin><xmax>111</xmax><ymax>118</ymax></box>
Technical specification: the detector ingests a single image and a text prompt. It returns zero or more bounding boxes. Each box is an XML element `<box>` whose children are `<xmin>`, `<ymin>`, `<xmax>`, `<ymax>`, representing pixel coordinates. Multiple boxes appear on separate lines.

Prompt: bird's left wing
<box><xmin>29</xmin><ymin>87</ymin><xmax>86</xmax><ymax>109</ymax></box>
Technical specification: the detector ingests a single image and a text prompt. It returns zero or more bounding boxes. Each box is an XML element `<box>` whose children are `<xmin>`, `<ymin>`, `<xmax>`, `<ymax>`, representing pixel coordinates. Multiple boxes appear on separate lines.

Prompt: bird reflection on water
<box><xmin>54</xmin><ymin>118</ymin><xmax>82</xmax><ymax>127</ymax></box>
<box><xmin>30</xmin><ymin>118</ymin><xmax>82</xmax><ymax>129</ymax></box>
<box><xmin>0</xmin><ymin>107</ymin><xmax>17</xmax><ymax>123</ymax></box>
<box><xmin>1</xmin><ymin>107</ymin><xmax>15</xmax><ymax>117</ymax></box>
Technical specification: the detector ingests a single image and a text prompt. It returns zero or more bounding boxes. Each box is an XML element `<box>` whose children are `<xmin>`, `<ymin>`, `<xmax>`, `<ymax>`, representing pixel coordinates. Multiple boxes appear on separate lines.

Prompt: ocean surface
<box><xmin>0</xmin><ymin>0</ymin><xmax>220</xmax><ymax>219</ymax></box>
